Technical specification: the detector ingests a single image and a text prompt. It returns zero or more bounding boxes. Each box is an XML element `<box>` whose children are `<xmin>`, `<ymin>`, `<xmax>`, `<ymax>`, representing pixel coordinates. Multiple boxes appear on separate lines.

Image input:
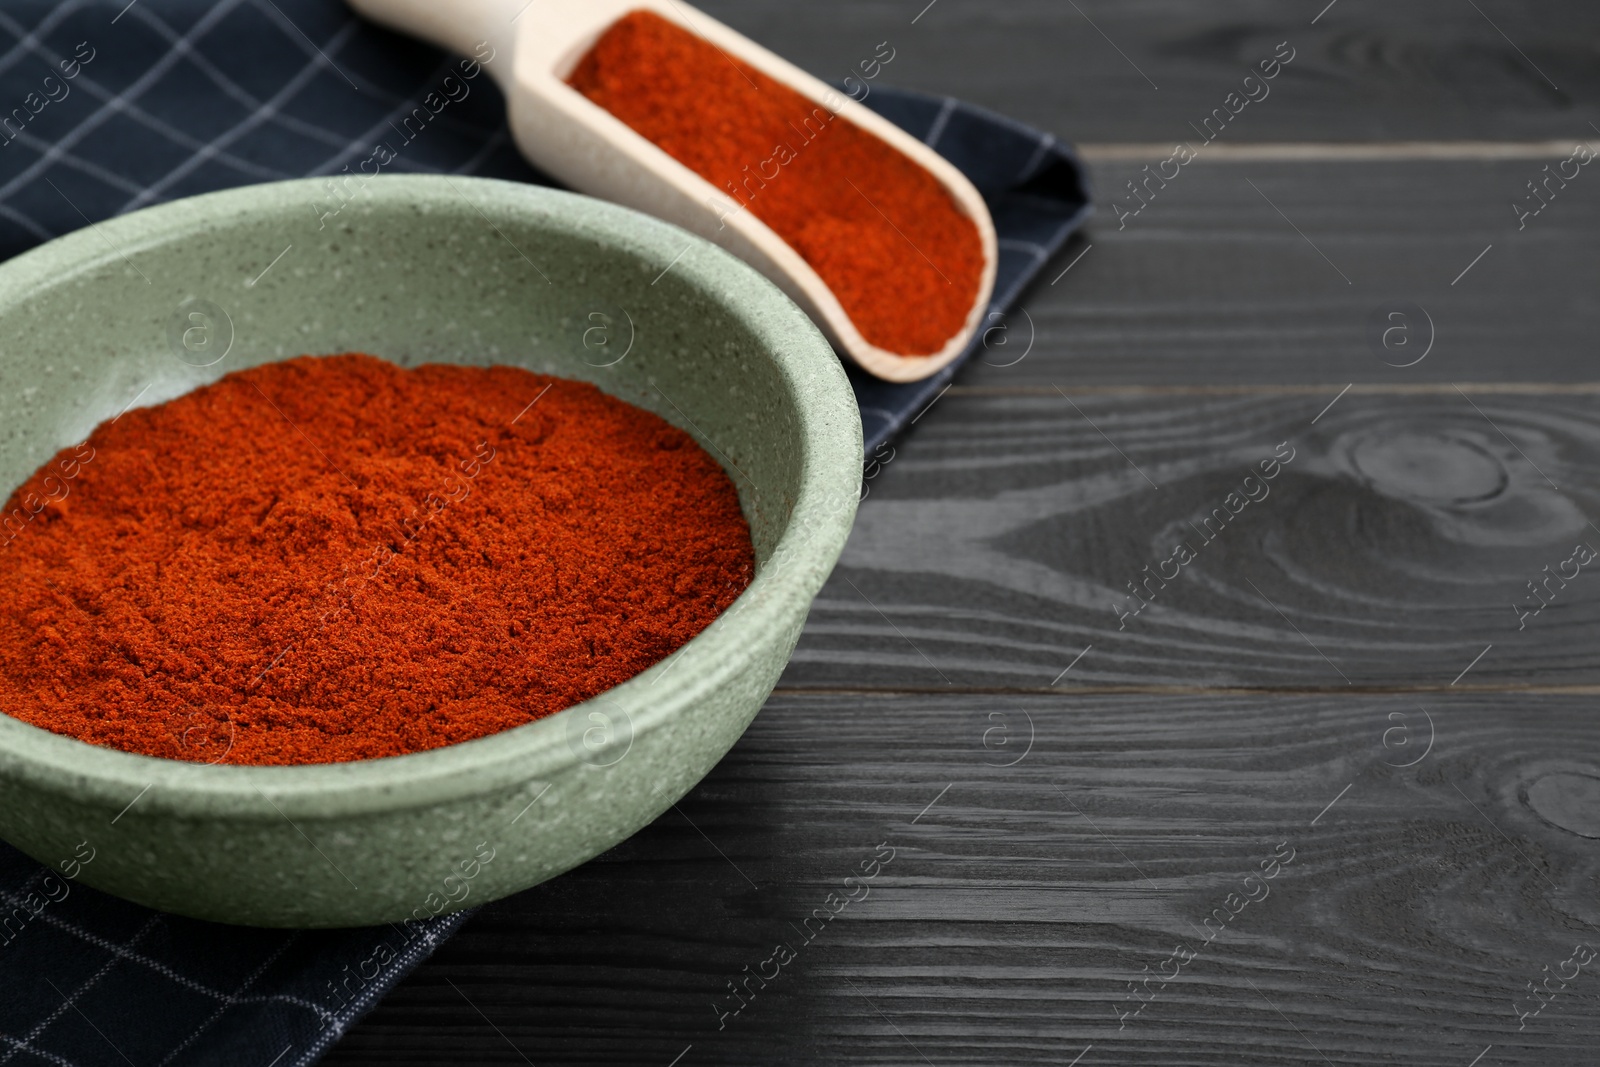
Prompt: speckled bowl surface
<box><xmin>0</xmin><ymin>175</ymin><xmax>860</xmax><ymax>927</ymax></box>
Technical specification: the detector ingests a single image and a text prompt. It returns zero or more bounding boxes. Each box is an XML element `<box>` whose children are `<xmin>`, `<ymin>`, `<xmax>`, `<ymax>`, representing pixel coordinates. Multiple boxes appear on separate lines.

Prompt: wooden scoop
<box><xmin>345</xmin><ymin>0</ymin><xmax>999</xmax><ymax>383</ymax></box>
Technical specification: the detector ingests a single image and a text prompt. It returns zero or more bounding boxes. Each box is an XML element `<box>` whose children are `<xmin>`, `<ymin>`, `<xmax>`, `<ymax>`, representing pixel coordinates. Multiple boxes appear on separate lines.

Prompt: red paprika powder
<box><xmin>0</xmin><ymin>354</ymin><xmax>754</xmax><ymax>766</ymax></box>
<box><xmin>568</xmin><ymin>9</ymin><xmax>983</xmax><ymax>357</ymax></box>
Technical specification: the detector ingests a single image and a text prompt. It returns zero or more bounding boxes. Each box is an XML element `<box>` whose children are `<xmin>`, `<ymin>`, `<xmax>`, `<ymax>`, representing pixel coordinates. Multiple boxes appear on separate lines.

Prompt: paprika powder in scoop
<box><xmin>568</xmin><ymin>9</ymin><xmax>985</xmax><ymax>357</ymax></box>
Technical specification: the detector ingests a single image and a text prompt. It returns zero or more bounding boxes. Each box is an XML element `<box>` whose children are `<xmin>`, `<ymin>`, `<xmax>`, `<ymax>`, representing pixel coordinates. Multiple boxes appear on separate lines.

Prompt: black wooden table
<box><xmin>326</xmin><ymin>3</ymin><xmax>1600</xmax><ymax>1063</ymax></box>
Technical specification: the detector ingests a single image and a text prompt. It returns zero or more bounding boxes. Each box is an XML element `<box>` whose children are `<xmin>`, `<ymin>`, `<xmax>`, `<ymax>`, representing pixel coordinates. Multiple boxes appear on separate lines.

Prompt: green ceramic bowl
<box><xmin>0</xmin><ymin>176</ymin><xmax>860</xmax><ymax>927</ymax></box>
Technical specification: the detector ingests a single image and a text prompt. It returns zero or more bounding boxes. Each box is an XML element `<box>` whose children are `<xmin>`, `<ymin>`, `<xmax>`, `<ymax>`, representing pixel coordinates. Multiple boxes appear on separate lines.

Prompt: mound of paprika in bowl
<box><xmin>1</xmin><ymin>354</ymin><xmax>756</xmax><ymax>766</ymax></box>
<box><xmin>0</xmin><ymin>175</ymin><xmax>860</xmax><ymax>927</ymax></box>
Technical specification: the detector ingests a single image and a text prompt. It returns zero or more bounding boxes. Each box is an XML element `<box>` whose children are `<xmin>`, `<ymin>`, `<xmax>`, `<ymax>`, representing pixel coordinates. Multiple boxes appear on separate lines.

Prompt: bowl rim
<box><xmin>0</xmin><ymin>174</ymin><xmax>862</xmax><ymax>818</ymax></box>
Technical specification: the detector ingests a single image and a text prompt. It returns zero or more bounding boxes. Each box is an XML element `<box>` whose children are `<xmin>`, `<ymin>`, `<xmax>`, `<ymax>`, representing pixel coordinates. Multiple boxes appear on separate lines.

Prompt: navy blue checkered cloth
<box><xmin>0</xmin><ymin>2</ymin><xmax>1089</xmax><ymax>1064</ymax></box>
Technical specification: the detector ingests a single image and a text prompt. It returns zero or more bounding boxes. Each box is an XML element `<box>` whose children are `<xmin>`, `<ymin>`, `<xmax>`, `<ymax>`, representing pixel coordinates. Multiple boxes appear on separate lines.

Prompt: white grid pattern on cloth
<box><xmin>152</xmin><ymin>934</ymin><xmax>301</xmax><ymax>1067</ymax></box>
<box><xmin>305</xmin><ymin>53</ymin><xmax>460</xmax><ymax>178</ymax></box>
<box><xmin>0</xmin><ymin>198</ymin><xmax>52</xmax><ymax>239</ymax></box>
<box><xmin>0</xmin><ymin>0</ymin><xmax>90</xmax><ymax>81</ymax></box>
<box><xmin>251</xmin><ymin>0</ymin><xmax>360</xmax><ymax>93</ymax></box>
<box><xmin>116</xmin><ymin>3</ymin><xmax>354</xmax><ymax>151</ymax></box>
<box><xmin>9</xmin><ymin>125</ymin><xmax>148</xmax><ymax>197</ymax></box>
<box><xmin>284</xmin><ymin>921</ymin><xmax>449</xmax><ymax>1067</ymax></box>
<box><xmin>0</xmin><ymin>880</ymin><xmax>331</xmax><ymax>1022</ymax></box>
<box><xmin>1017</xmin><ymin>130</ymin><xmax>1057</xmax><ymax>183</ymax></box>
<box><xmin>0</xmin><ymin>915</ymin><xmax>161</xmax><ymax>1066</ymax></box>
<box><xmin>0</xmin><ymin>1034</ymin><xmax>74</xmax><ymax>1067</ymax></box>
<box><xmin>117</xmin><ymin>16</ymin><xmax>367</xmax><ymax>211</ymax></box>
<box><xmin>0</xmin><ymin>0</ymin><xmax>530</xmax><ymax>250</ymax></box>
<box><xmin>922</xmin><ymin>94</ymin><xmax>958</xmax><ymax>148</ymax></box>
<box><xmin>0</xmin><ymin>0</ymin><xmax>291</xmax><ymax>215</ymax></box>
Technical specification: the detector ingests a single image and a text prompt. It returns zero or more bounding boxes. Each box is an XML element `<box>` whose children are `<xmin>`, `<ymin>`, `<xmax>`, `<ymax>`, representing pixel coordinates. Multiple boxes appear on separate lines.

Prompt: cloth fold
<box><xmin>0</xmin><ymin>3</ymin><xmax>1089</xmax><ymax>1064</ymax></box>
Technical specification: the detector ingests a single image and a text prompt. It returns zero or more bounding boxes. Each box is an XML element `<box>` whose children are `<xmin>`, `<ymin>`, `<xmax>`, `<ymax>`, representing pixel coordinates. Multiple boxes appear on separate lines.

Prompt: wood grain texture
<box><xmin>321</xmin><ymin>3</ymin><xmax>1600</xmax><ymax>1064</ymax></box>
<box><xmin>959</xmin><ymin>158</ymin><xmax>1600</xmax><ymax>388</ymax></box>
<box><xmin>783</xmin><ymin>389</ymin><xmax>1600</xmax><ymax>690</ymax></box>
<box><xmin>323</xmin><ymin>691</ymin><xmax>1600</xmax><ymax>1066</ymax></box>
<box><xmin>690</xmin><ymin>0</ymin><xmax>1600</xmax><ymax>144</ymax></box>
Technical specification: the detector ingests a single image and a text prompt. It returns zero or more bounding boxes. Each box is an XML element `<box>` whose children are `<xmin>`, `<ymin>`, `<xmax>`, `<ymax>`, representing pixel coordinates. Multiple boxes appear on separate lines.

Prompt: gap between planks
<box><xmin>772</xmin><ymin>683</ymin><xmax>1600</xmax><ymax>698</ymax></box>
<box><xmin>946</xmin><ymin>382</ymin><xmax>1600</xmax><ymax>398</ymax></box>
<box><xmin>1076</xmin><ymin>140</ymin><xmax>1599</xmax><ymax>163</ymax></box>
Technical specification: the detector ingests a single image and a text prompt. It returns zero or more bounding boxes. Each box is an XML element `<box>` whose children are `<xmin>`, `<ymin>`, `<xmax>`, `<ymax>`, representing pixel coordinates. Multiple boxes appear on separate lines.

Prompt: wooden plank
<box><xmin>307</xmin><ymin>6</ymin><xmax>1600</xmax><ymax>1064</ymax></box>
<box><xmin>323</xmin><ymin>691</ymin><xmax>1600</xmax><ymax>1065</ymax></box>
<box><xmin>782</xmin><ymin>390</ymin><xmax>1600</xmax><ymax>690</ymax></box>
<box><xmin>957</xmin><ymin>157</ymin><xmax>1600</xmax><ymax>388</ymax></box>
<box><xmin>691</xmin><ymin>0</ymin><xmax>1599</xmax><ymax>144</ymax></box>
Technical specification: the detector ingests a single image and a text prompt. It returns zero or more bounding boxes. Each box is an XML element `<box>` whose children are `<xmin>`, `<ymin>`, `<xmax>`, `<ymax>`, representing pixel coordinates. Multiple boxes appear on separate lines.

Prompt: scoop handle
<box><xmin>346</xmin><ymin>0</ymin><xmax>525</xmax><ymax>79</ymax></box>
